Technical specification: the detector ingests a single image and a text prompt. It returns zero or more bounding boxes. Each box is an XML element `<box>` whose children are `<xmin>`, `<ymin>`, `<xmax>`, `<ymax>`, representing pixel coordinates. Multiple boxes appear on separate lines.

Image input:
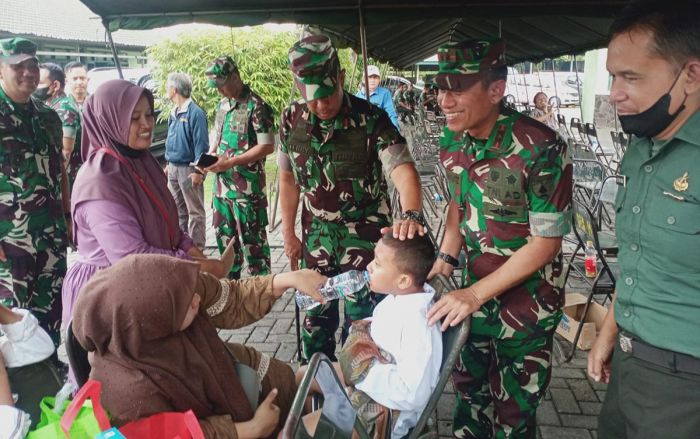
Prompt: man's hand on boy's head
<box><xmin>380</xmin><ymin>219</ymin><xmax>426</xmax><ymax>241</ymax></box>
<box><xmin>427</xmin><ymin>287</ymin><xmax>483</xmax><ymax>331</ymax></box>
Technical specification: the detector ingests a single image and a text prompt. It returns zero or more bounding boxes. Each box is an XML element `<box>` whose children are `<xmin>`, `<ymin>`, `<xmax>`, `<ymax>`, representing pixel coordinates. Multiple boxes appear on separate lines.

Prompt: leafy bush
<box><xmin>148</xmin><ymin>27</ymin><xmax>298</xmax><ymax>123</ymax></box>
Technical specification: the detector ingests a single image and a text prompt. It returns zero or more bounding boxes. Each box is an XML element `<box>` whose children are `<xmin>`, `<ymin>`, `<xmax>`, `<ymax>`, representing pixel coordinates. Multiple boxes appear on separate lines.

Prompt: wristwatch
<box><xmin>438</xmin><ymin>251</ymin><xmax>459</xmax><ymax>267</ymax></box>
<box><xmin>400</xmin><ymin>209</ymin><xmax>426</xmax><ymax>227</ymax></box>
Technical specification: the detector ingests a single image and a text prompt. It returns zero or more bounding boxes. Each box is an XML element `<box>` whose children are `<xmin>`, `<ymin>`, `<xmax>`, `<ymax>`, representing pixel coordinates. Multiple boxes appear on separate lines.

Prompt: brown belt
<box><xmin>619</xmin><ymin>332</ymin><xmax>700</xmax><ymax>375</ymax></box>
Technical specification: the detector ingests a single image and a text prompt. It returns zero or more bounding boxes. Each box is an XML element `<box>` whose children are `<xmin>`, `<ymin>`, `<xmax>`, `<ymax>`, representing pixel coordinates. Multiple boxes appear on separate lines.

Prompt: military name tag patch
<box><xmin>485</xmin><ymin>167</ymin><xmax>524</xmax><ymax>203</ymax></box>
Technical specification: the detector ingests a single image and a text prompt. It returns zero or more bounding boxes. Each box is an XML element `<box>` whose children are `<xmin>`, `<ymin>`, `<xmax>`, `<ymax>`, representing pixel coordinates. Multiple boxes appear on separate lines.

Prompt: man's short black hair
<box><xmin>609</xmin><ymin>0</ymin><xmax>700</xmax><ymax>68</ymax></box>
<box><xmin>380</xmin><ymin>232</ymin><xmax>435</xmax><ymax>286</ymax></box>
<box><xmin>481</xmin><ymin>65</ymin><xmax>508</xmax><ymax>88</ymax></box>
<box><xmin>64</xmin><ymin>61</ymin><xmax>86</xmax><ymax>74</ymax></box>
<box><xmin>40</xmin><ymin>62</ymin><xmax>65</xmax><ymax>88</ymax></box>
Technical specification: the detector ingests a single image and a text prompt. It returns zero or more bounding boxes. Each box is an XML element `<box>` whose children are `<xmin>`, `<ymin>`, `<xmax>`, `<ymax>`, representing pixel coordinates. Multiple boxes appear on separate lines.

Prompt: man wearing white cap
<box><xmin>355</xmin><ymin>65</ymin><xmax>399</xmax><ymax>128</ymax></box>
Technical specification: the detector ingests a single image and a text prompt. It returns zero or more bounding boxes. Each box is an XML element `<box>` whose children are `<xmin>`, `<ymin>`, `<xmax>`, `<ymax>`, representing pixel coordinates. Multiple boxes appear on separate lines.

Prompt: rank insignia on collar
<box><xmin>673</xmin><ymin>172</ymin><xmax>689</xmax><ymax>192</ymax></box>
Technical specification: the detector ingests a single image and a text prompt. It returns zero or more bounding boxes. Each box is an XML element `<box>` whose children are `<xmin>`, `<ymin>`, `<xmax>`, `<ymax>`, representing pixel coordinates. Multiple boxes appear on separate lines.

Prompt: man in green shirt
<box><xmin>588</xmin><ymin>1</ymin><xmax>700</xmax><ymax>437</ymax></box>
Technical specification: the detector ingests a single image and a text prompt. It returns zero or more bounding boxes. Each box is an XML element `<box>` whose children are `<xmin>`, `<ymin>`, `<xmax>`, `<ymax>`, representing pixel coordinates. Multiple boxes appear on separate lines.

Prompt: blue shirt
<box><xmin>355</xmin><ymin>86</ymin><xmax>399</xmax><ymax>128</ymax></box>
<box><xmin>165</xmin><ymin>99</ymin><xmax>209</xmax><ymax>164</ymax></box>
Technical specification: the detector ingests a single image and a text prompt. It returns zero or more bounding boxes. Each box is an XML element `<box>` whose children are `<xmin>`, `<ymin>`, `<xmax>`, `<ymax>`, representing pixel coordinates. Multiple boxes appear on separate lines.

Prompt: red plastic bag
<box><xmin>119</xmin><ymin>410</ymin><xmax>205</xmax><ymax>439</ymax></box>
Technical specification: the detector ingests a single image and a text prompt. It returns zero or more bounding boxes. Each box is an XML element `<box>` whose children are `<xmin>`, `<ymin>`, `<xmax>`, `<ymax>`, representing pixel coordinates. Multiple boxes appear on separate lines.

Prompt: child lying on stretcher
<box><xmin>296</xmin><ymin>233</ymin><xmax>442</xmax><ymax>439</ymax></box>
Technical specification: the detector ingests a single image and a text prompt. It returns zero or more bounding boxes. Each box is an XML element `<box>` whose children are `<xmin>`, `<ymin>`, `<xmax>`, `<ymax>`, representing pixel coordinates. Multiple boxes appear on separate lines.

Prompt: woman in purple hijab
<box><xmin>61</xmin><ymin>80</ymin><xmax>226</xmax><ymax>329</ymax></box>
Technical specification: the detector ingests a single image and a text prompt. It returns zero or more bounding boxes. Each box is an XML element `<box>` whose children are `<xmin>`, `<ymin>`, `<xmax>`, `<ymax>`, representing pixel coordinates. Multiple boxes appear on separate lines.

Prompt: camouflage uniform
<box><xmin>281</xmin><ymin>35</ymin><xmax>415</xmax><ymax>360</ymax></box>
<box><xmin>206</xmin><ymin>57</ymin><xmax>273</xmax><ymax>278</ymax></box>
<box><xmin>47</xmin><ymin>91</ymin><xmax>82</xmax><ymax>190</ymax></box>
<box><xmin>436</xmin><ymin>39</ymin><xmax>573</xmax><ymax>438</ymax></box>
<box><xmin>0</xmin><ymin>38</ymin><xmax>68</xmax><ymax>345</ymax></box>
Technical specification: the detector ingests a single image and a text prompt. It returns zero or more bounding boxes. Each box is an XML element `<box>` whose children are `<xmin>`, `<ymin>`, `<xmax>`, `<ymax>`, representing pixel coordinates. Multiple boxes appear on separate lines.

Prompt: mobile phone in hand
<box><xmin>191</xmin><ymin>153</ymin><xmax>218</xmax><ymax>168</ymax></box>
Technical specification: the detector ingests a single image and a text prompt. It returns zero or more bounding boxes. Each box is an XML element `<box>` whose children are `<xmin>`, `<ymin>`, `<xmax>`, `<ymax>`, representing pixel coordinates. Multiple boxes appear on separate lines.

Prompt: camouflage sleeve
<box><xmin>527</xmin><ymin>137</ymin><xmax>573</xmax><ymax>237</ymax></box>
<box><xmin>56</xmin><ymin>106</ymin><xmax>79</xmax><ymax>139</ymax></box>
<box><xmin>209</xmin><ymin>100</ymin><xmax>226</xmax><ymax>152</ymax></box>
<box><xmin>277</xmin><ymin>107</ymin><xmax>292</xmax><ymax>171</ymax></box>
<box><xmin>252</xmin><ymin>99</ymin><xmax>276</xmax><ymax>146</ymax></box>
<box><xmin>373</xmin><ymin>110</ymin><xmax>414</xmax><ymax>176</ymax></box>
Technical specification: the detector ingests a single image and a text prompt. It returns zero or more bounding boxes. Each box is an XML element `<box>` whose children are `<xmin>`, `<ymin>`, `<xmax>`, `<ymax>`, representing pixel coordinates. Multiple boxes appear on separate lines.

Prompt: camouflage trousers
<box><xmin>451</xmin><ymin>291</ymin><xmax>562</xmax><ymax>439</ymax></box>
<box><xmin>212</xmin><ymin>194</ymin><xmax>270</xmax><ymax>278</ymax></box>
<box><xmin>300</xmin><ymin>215</ymin><xmax>386</xmax><ymax>361</ymax></box>
<box><xmin>0</xmin><ymin>241</ymin><xmax>67</xmax><ymax>347</ymax></box>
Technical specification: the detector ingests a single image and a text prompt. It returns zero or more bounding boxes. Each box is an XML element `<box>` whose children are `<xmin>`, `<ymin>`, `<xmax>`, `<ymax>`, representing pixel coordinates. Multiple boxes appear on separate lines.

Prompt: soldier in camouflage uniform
<box><xmin>204</xmin><ymin>56</ymin><xmax>273</xmax><ymax>279</ymax></box>
<box><xmin>425</xmin><ymin>39</ymin><xmax>573</xmax><ymax>438</ymax></box>
<box><xmin>278</xmin><ymin>35</ymin><xmax>424</xmax><ymax>361</ymax></box>
<box><xmin>0</xmin><ymin>38</ymin><xmax>69</xmax><ymax>346</ymax></box>
<box><xmin>37</xmin><ymin>62</ymin><xmax>82</xmax><ymax>191</ymax></box>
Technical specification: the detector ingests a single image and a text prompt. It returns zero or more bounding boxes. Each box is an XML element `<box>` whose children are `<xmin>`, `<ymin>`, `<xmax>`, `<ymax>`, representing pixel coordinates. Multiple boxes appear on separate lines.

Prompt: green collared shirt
<box><xmin>614</xmin><ymin>109</ymin><xmax>700</xmax><ymax>358</ymax></box>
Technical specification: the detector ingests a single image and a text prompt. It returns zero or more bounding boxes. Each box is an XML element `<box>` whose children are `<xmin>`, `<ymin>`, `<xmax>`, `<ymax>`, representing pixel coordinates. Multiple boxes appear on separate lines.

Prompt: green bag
<box><xmin>27</xmin><ymin>380</ymin><xmax>111</xmax><ymax>439</ymax></box>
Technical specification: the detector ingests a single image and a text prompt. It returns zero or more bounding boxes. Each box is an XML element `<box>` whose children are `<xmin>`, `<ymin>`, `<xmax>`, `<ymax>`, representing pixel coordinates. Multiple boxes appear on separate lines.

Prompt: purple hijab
<box><xmin>71</xmin><ymin>79</ymin><xmax>182</xmax><ymax>250</ymax></box>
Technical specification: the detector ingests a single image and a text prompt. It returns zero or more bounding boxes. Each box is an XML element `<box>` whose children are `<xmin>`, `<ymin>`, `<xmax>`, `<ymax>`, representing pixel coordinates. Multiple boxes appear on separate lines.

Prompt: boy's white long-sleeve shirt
<box><xmin>0</xmin><ymin>308</ymin><xmax>55</xmax><ymax>368</ymax></box>
<box><xmin>355</xmin><ymin>285</ymin><xmax>442</xmax><ymax>438</ymax></box>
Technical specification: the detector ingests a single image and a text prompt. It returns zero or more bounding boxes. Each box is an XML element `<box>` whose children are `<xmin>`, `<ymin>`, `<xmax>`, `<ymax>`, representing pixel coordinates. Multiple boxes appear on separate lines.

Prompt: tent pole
<box><xmin>103</xmin><ymin>19</ymin><xmax>123</xmax><ymax>79</ymax></box>
<box><xmin>358</xmin><ymin>0</ymin><xmax>370</xmax><ymax>103</ymax></box>
<box><xmin>573</xmin><ymin>53</ymin><xmax>584</xmax><ymax>121</ymax></box>
<box><xmin>550</xmin><ymin>58</ymin><xmax>560</xmax><ymax>116</ymax></box>
<box><xmin>348</xmin><ymin>51</ymin><xmax>359</xmax><ymax>93</ymax></box>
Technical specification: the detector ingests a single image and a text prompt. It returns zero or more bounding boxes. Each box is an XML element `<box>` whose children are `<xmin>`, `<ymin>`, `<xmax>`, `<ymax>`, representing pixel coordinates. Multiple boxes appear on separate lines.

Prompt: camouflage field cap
<box><xmin>435</xmin><ymin>38</ymin><xmax>506</xmax><ymax>91</ymax></box>
<box><xmin>288</xmin><ymin>35</ymin><xmax>341</xmax><ymax>101</ymax></box>
<box><xmin>0</xmin><ymin>37</ymin><xmax>38</xmax><ymax>65</ymax></box>
<box><xmin>205</xmin><ymin>56</ymin><xmax>239</xmax><ymax>88</ymax></box>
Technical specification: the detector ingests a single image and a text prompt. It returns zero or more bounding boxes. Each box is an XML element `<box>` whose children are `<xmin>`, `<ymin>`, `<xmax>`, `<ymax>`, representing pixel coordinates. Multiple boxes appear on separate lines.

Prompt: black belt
<box><xmin>619</xmin><ymin>332</ymin><xmax>700</xmax><ymax>375</ymax></box>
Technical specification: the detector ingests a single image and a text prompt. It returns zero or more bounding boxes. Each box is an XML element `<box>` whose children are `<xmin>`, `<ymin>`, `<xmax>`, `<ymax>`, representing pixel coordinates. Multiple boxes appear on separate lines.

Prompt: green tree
<box><xmin>147</xmin><ymin>27</ymin><xmax>298</xmax><ymax>123</ymax></box>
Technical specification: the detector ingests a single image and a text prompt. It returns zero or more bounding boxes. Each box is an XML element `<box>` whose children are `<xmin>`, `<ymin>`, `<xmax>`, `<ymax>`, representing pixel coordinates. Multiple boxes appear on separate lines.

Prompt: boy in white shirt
<box><xmin>297</xmin><ymin>233</ymin><xmax>442</xmax><ymax>439</ymax></box>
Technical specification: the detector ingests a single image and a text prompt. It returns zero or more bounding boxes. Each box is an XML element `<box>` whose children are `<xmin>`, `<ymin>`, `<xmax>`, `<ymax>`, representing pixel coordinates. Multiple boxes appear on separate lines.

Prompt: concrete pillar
<box><xmin>581</xmin><ymin>48</ymin><xmax>610</xmax><ymax>123</ymax></box>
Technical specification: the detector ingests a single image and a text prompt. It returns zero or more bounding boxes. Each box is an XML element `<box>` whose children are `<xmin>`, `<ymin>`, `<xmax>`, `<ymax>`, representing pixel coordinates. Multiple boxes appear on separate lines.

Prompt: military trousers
<box><xmin>300</xmin><ymin>215</ymin><xmax>386</xmax><ymax>361</ymax></box>
<box><xmin>212</xmin><ymin>194</ymin><xmax>270</xmax><ymax>278</ymax></box>
<box><xmin>0</xmin><ymin>243</ymin><xmax>66</xmax><ymax>346</ymax></box>
<box><xmin>598</xmin><ymin>343</ymin><xmax>700</xmax><ymax>439</ymax></box>
<box><xmin>452</xmin><ymin>317</ymin><xmax>558</xmax><ymax>438</ymax></box>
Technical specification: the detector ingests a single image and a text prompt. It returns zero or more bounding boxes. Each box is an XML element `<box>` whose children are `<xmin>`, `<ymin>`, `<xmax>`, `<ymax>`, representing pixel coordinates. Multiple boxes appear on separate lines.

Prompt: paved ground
<box><xmin>198</xmin><ymin>208</ymin><xmax>608</xmax><ymax>439</ymax></box>
<box><xmin>68</xmin><ymin>113</ymin><xmax>617</xmax><ymax>438</ymax></box>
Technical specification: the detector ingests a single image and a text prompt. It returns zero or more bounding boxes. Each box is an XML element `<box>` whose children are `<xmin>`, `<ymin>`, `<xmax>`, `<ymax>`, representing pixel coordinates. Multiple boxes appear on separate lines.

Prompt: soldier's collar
<box><xmin>466</xmin><ymin>109</ymin><xmax>517</xmax><ymax>160</ymax></box>
<box><xmin>231</xmin><ymin>84</ymin><xmax>251</xmax><ymax>107</ymax></box>
<box><xmin>0</xmin><ymin>83</ymin><xmax>33</xmax><ymax>113</ymax></box>
<box><xmin>48</xmin><ymin>91</ymin><xmax>67</xmax><ymax>106</ymax></box>
<box><xmin>306</xmin><ymin>92</ymin><xmax>355</xmax><ymax>131</ymax></box>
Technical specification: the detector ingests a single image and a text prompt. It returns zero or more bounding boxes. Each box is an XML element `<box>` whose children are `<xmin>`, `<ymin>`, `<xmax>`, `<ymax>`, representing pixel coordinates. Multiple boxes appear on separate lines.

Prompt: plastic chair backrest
<box><xmin>408</xmin><ymin>275</ymin><xmax>470</xmax><ymax>439</ymax></box>
<box><xmin>571</xmin><ymin>142</ymin><xmax>597</xmax><ymax>160</ymax></box>
<box><xmin>573</xmin><ymin>159</ymin><xmax>606</xmax><ymax>186</ymax></box>
<box><xmin>597</xmin><ymin>175</ymin><xmax>619</xmax><ymax>206</ymax></box>
<box><xmin>66</xmin><ymin>321</ymin><xmax>91</xmax><ymax>388</ymax></box>
<box><xmin>572</xmin><ymin>200</ymin><xmax>597</xmax><ymax>249</ymax></box>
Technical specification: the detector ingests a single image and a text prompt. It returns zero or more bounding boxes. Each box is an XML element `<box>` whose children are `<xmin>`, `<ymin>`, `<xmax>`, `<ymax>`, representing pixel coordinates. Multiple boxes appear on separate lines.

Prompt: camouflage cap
<box><xmin>0</xmin><ymin>37</ymin><xmax>38</xmax><ymax>65</ymax></box>
<box><xmin>205</xmin><ymin>56</ymin><xmax>238</xmax><ymax>88</ymax></box>
<box><xmin>288</xmin><ymin>35</ymin><xmax>341</xmax><ymax>101</ymax></box>
<box><xmin>435</xmin><ymin>38</ymin><xmax>506</xmax><ymax>91</ymax></box>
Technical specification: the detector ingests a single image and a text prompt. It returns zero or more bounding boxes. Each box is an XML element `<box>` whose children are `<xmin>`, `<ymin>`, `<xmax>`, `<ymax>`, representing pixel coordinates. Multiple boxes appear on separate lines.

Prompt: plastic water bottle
<box><xmin>295</xmin><ymin>270</ymin><xmax>370</xmax><ymax>311</ymax></box>
<box><xmin>584</xmin><ymin>241</ymin><xmax>597</xmax><ymax>278</ymax></box>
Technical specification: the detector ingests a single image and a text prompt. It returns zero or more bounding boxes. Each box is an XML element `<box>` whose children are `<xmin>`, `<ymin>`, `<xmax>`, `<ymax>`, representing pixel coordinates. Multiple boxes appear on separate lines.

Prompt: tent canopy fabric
<box><xmin>78</xmin><ymin>0</ymin><xmax>627</xmax><ymax>67</ymax></box>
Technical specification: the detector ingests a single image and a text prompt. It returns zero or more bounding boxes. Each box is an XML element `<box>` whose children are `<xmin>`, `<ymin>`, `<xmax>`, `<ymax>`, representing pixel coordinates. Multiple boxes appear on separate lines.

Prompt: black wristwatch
<box><xmin>400</xmin><ymin>209</ymin><xmax>426</xmax><ymax>227</ymax></box>
<box><xmin>438</xmin><ymin>251</ymin><xmax>459</xmax><ymax>267</ymax></box>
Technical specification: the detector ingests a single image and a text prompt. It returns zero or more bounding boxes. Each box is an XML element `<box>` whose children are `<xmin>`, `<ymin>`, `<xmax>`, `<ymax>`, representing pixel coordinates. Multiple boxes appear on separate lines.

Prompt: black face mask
<box><xmin>32</xmin><ymin>86</ymin><xmax>51</xmax><ymax>102</ymax></box>
<box><xmin>619</xmin><ymin>67</ymin><xmax>688</xmax><ymax>138</ymax></box>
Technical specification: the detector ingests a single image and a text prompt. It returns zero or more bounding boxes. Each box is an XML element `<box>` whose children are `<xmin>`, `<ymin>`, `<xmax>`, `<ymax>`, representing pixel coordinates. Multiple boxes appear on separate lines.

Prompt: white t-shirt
<box><xmin>355</xmin><ymin>284</ymin><xmax>442</xmax><ymax>438</ymax></box>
